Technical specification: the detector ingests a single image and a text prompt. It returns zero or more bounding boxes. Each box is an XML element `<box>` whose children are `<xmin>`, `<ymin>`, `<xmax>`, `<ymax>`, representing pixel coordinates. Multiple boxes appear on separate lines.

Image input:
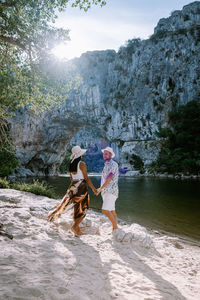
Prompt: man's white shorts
<box><xmin>102</xmin><ymin>192</ymin><xmax>117</xmax><ymax>211</ymax></box>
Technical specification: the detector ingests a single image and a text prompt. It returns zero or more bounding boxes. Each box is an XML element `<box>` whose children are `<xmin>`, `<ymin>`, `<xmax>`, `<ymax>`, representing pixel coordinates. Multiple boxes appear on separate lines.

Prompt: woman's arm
<box><xmin>79</xmin><ymin>161</ymin><xmax>97</xmax><ymax>194</ymax></box>
<box><xmin>68</xmin><ymin>173</ymin><xmax>73</xmax><ymax>189</ymax></box>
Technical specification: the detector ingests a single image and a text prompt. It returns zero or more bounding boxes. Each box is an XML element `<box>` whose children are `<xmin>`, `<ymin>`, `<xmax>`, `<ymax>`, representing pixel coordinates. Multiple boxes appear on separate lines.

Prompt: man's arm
<box><xmin>97</xmin><ymin>172</ymin><xmax>114</xmax><ymax>194</ymax></box>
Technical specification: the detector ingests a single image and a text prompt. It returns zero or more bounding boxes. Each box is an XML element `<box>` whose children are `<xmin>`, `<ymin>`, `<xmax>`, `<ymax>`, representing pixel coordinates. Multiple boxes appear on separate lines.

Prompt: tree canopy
<box><xmin>0</xmin><ymin>0</ymin><xmax>106</xmax><ymax>152</ymax></box>
<box><xmin>150</xmin><ymin>101</ymin><xmax>200</xmax><ymax>175</ymax></box>
<box><xmin>0</xmin><ymin>0</ymin><xmax>106</xmax><ymax>56</ymax></box>
<box><xmin>0</xmin><ymin>0</ymin><xmax>107</xmax><ymax>112</ymax></box>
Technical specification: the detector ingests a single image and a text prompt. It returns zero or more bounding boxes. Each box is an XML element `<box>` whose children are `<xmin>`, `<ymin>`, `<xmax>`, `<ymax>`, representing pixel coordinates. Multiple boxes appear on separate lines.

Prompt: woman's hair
<box><xmin>68</xmin><ymin>156</ymin><xmax>82</xmax><ymax>173</ymax></box>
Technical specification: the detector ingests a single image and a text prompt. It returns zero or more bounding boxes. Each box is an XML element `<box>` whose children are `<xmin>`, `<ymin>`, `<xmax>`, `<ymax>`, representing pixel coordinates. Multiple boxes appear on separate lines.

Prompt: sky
<box><xmin>52</xmin><ymin>0</ymin><xmax>193</xmax><ymax>59</ymax></box>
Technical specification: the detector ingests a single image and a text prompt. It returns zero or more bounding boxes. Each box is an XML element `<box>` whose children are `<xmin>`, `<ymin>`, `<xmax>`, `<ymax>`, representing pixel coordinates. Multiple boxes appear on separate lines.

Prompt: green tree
<box><xmin>0</xmin><ymin>1</ymin><xmax>106</xmax><ymax>55</ymax></box>
<box><xmin>59</xmin><ymin>149</ymin><xmax>71</xmax><ymax>173</ymax></box>
<box><xmin>0</xmin><ymin>146</ymin><xmax>18</xmax><ymax>176</ymax></box>
<box><xmin>151</xmin><ymin>101</ymin><xmax>200</xmax><ymax>175</ymax></box>
<box><xmin>130</xmin><ymin>153</ymin><xmax>145</xmax><ymax>174</ymax></box>
<box><xmin>0</xmin><ymin>0</ymin><xmax>106</xmax><ymax>115</ymax></box>
<box><xmin>0</xmin><ymin>0</ymin><xmax>107</xmax><ymax>151</ymax></box>
<box><xmin>0</xmin><ymin>120</ymin><xmax>18</xmax><ymax>176</ymax></box>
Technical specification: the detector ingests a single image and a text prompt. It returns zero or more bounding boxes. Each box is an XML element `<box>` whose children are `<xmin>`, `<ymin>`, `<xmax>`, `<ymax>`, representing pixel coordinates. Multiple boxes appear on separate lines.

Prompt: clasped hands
<box><xmin>93</xmin><ymin>188</ymin><xmax>101</xmax><ymax>196</ymax></box>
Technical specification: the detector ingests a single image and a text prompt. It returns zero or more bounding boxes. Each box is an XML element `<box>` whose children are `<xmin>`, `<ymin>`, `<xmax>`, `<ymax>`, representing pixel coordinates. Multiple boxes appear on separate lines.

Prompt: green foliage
<box><xmin>153</xmin><ymin>76</ymin><xmax>161</xmax><ymax>88</ymax></box>
<box><xmin>0</xmin><ymin>177</ymin><xmax>57</xmax><ymax>198</ymax></box>
<box><xmin>59</xmin><ymin>150</ymin><xmax>71</xmax><ymax>173</ymax></box>
<box><xmin>168</xmin><ymin>77</ymin><xmax>175</xmax><ymax>93</ymax></box>
<box><xmin>151</xmin><ymin>101</ymin><xmax>200</xmax><ymax>175</ymax></box>
<box><xmin>0</xmin><ymin>0</ymin><xmax>106</xmax><ymax>119</ymax></box>
<box><xmin>146</xmin><ymin>113</ymin><xmax>150</xmax><ymax>120</ymax></box>
<box><xmin>156</xmin><ymin>104</ymin><xmax>163</xmax><ymax>112</ymax></box>
<box><xmin>118</xmin><ymin>39</ymin><xmax>141</xmax><ymax>62</ymax></box>
<box><xmin>0</xmin><ymin>117</ymin><xmax>18</xmax><ymax>176</ymax></box>
<box><xmin>141</xmin><ymin>117</ymin><xmax>146</xmax><ymax>127</ymax></box>
<box><xmin>0</xmin><ymin>147</ymin><xmax>18</xmax><ymax>176</ymax></box>
<box><xmin>150</xmin><ymin>25</ymin><xmax>200</xmax><ymax>43</ymax></box>
<box><xmin>155</xmin><ymin>126</ymin><xmax>172</xmax><ymax>138</ymax></box>
<box><xmin>12</xmin><ymin>179</ymin><xmax>56</xmax><ymax>198</ymax></box>
<box><xmin>184</xmin><ymin>14</ymin><xmax>190</xmax><ymax>21</ymax></box>
<box><xmin>0</xmin><ymin>177</ymin><xmax>10</xmax><ymax>188</ymax></box>
<box><xmin>130</xmin><ymin>154</ymin><xmax>144</xmax><ymax>173</ymax></box>
<box><xmin>150</xmin><ymin>30</ymin><xmax>168</xmax><ymax>40</ymax></box>
<box><xmin>0</xmin><ymin>0</ymin><xmax>105</xmax><ymax>155</ymax></box>
<box><xmin>0</xmin><ymin>39</ymin><xmax>82</xmax><ymax>118</ymax></box>
<box><xmin>113</xmin><ymin>64</ymin><xmax>124</xmax><ymax>72</ymax></box>
<box><xmin>71</xmin><ymin>0</ymin><xmax>106</xmax><ymax>11</ymax></box>
<box><xmin>0</xmin><ymin>1</ymin><xmax>106</xmax><ymax>54</ymax></box>
<box><xmin>159</xmin><ymin>97</ymin><xmax>165</xmax><ymax>104</ymax></box>
<box><xmin>115</xmin><ymin>91</ymin><xmax>124</xmax><ymax>100</ymax></box>
<box><xmin>153</xmin><ymin>99</ymin><xmax>158</xmax><ymax>107</ymax></box>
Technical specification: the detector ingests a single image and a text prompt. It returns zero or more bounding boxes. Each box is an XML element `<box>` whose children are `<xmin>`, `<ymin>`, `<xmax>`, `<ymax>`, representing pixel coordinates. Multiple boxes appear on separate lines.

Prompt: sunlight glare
<box><xmin>52</xmin><ymin>44</ymin><xmax>71</xmax><ymax>59</ymax></box>
<box><xmin>52</xmin><ymin>42</ymin><xmax>85</xmax><ymax>60</ymax></box>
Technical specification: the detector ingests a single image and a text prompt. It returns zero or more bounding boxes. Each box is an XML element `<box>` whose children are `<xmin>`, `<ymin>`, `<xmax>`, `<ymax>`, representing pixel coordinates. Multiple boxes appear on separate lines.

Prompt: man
<box><xmin>97</xmin><ymin>147</ymin><xmax>119</xmax><ymax>231</ymax></box>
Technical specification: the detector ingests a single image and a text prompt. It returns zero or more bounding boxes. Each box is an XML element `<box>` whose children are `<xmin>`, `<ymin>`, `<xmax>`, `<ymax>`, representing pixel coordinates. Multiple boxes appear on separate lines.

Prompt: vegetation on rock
<box><xmin>0</xmin><ymin>177</ymin><xmax>56</xmax><ymax>198</ymax></box>
<box><xmin>150</xmin><ymin>101</ymin><xmax>200</xmax><ymax>175</ymax></box>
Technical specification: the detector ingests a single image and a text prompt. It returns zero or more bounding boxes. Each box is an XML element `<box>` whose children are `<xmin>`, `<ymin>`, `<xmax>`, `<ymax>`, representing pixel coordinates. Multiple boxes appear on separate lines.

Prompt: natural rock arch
<box><xmin>10</xmin><ymin>100</ymin><xmax>111</xmax><ymax>176</ymax></box>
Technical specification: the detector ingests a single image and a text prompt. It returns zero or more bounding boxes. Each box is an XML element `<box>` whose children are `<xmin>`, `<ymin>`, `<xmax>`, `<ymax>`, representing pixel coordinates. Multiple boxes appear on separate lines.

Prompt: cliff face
<box><xmin>10</xmin><ymin>1</ymin><xmax>200</xmax><ymax>176</ymax></box>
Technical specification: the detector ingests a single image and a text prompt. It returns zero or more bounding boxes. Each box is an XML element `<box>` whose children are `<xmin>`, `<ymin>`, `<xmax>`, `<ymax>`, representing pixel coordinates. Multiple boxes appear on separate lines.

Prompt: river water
<box><xmin>27</xmin><ymin>176</ymin><xmax>200</xmax><ymax>243</ymax></box>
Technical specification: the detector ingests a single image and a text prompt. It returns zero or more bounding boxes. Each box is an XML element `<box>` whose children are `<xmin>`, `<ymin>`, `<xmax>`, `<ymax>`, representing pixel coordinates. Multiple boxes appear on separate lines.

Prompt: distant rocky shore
<box><xmin>8</xmin><ymin>168</ymin><xmax>200</xmax><ymax>181</ymax></box>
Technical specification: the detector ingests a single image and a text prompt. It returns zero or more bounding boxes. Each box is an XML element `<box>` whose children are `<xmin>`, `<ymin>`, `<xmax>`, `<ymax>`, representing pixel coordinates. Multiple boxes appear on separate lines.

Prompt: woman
<box><xmin>48</xmin><ymin>145</ymin><xmax>97</xmax><ymax>236</ymax></box>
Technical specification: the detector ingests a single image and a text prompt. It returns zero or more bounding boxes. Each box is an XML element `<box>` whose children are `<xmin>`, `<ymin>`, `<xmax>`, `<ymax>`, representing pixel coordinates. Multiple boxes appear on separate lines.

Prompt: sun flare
<box><xmin>52</xmin><ymin>41</ymin><xmax>85</xmax><ymax>60</ymax></box>
<box><xmin>52</xmin><ymin>44</ymin><xmax>71</xmax><ymax>59</ymax></box>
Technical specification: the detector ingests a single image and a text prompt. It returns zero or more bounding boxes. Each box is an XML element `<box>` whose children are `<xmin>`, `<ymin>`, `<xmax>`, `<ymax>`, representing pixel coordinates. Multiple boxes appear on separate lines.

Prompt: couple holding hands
<box><xmin>48</xmin><ymin>145</ymin><xmax>119</xmax><ymax>237</ymax></box>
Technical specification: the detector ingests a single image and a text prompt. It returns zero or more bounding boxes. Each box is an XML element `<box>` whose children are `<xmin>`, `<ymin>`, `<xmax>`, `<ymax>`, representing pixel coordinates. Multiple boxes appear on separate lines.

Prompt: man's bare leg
<box><xmin>102</xmin><ymin>209</ymin><xmax>118</xmax><ymax>230</ymax></box>
<box><xmin>111</xmin><ymin>210</ymin><xmax>118</xmax><ymax>230</ymax></box>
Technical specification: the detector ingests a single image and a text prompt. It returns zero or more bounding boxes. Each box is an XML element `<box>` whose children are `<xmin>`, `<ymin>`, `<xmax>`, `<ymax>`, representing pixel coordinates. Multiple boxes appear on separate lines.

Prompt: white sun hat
<box><xmin>101</xmin><ymin>146</ymin><xmax>115</xmax><ymax>158</ymax></box>
<box><xmin>70</xmin><ymin>145</ymin><xmax>87</xmax><ymax>162</ymax></box>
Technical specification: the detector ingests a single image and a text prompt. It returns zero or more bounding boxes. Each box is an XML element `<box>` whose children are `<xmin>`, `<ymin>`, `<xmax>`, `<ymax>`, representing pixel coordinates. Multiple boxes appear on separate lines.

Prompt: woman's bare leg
<box><xmin>72</xmin><ymin>215</ymin><xmax>85</xmax><ymax>236</ymax></box>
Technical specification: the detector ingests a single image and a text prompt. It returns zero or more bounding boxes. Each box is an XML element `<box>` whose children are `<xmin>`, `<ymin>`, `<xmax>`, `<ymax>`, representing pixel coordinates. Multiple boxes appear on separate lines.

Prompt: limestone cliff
<box><xmin>10</xmin><ymin>1</ymin><xmax>200</xmax><ymax>176</ymax></box>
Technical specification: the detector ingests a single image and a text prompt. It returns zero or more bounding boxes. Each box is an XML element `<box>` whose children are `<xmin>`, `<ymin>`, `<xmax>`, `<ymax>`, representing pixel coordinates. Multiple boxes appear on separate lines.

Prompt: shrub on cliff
<box><xmin>0</xmin><ymin>147</ymin><xmax>18</xmax><ymax>177</ymax></box>
<box><xmin>130</xmin><ymin>154</ymin><xmax>145</xmax><ymax>174</ymax></box>
<box><xmin>150</xmin><ymin>25</ymin><xmax>200</xmax><ymax>44</ymax></box>
<box><xmin>150</xmin><ymin>100</ymin><xmax>200</xmax><ymax>175</ymax></box>
<box><xmin>59</xmin><ymin>150</ymin><xmax>71</xmax><ymax>173</ymax></box>
<box><xmin>118</xmin><ymin>39</ymin><xmax>141</xmax><ymax>62</ymax></box>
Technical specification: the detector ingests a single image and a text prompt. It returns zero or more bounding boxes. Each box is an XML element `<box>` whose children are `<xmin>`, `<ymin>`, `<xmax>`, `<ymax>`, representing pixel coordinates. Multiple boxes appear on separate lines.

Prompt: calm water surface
<box><xmin>28</xmin><ymin>176</ymin><xmax>200</xmax><ymax>242</ymax></box>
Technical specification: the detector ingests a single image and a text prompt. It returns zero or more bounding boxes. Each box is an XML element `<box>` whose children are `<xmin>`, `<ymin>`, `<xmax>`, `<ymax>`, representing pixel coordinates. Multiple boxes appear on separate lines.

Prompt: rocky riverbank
<box><xmin>0</xmin><ymin>189</ymin><xmax>200</xmax><ymax>299</ymax></box>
